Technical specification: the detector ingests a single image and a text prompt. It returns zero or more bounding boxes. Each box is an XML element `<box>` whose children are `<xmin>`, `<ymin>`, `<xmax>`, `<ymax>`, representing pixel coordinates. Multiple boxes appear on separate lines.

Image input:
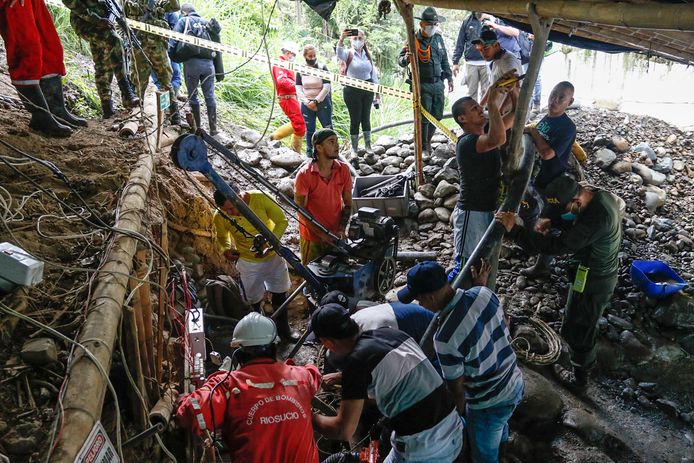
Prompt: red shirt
<box><xmin>272</xmin><ymin>55</ymin><xmax>297</xmax><ymax>97</ymax></box>
<box><xmin>176</xmin><ymin>359</ymin><xmax>321</xmax><ymax>463</ymax></box>
<box><xmin>295</xmin><ymin>160</ymin><xmax>353</xmax><ymax>242</ymax></box>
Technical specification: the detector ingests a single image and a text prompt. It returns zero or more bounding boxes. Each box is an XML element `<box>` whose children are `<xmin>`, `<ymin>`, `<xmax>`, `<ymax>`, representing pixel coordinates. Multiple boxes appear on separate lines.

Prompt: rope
<box><xmin>511</xmin><ymin>316</ymin><xmax>562</xmax><ymax>365</ymax></box>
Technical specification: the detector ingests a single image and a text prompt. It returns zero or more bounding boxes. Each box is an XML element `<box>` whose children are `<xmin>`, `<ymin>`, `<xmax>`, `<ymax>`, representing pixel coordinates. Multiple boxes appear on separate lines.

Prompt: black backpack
<box><xmin>170</xmin><ymin>16</ymin><xmax>216</xmax><ymax>63</ymax></box>
<box><xmin>518</xmin><ymin>31</ymin><xmax>532</xmax><ymax>65</ymax></box>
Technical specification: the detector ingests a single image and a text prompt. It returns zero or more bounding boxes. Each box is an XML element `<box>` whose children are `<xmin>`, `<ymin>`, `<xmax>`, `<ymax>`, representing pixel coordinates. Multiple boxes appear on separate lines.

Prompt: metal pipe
<box><xmin>394</xmin><ymin>251</ymin><xmax>437</xmax><ymax>262</ymax></box>
<box><xmin>271</xmin><ymin>281</ymin><xmax>307</xmax><ymax>320</ymax></box>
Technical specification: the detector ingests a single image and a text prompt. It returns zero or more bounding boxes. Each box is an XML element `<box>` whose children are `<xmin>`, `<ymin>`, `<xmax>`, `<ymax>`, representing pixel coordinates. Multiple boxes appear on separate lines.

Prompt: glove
<box><xmin>219</xmin><ymin>356</ymin><xmax>232</xmax><ymax>371</ymax></box>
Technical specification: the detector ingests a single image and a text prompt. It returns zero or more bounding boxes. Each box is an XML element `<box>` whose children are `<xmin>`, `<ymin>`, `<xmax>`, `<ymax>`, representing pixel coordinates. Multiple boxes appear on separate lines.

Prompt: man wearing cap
<box><xmin>176</xmin><ymin>312</ymin><xmax>322</xmax><ymax>462</ymax></box>
<box><xmin>397</xmin><ymin>260</ymin><xmax>524</xmax><ymax>463</ymax></box>
<box><xmin>447</xmin><ymin>74</ymin><xmax>517</xmax><ymax>287</ymax></box>
<box><xmin>474</xmin><ymin>25</ymin><xmax>522</xmax><ymax>109</ymax></box>
<box><xmin>311</xmin><ymin>303</ymin><xmax>464</xmax><ymax>462</ymax></box>
<box><xmin>294</xmin><ymin>128</ymin><xmax>353</xmax><ymax>264</ymax></box>
<box><xmin>398</xmin><ymin>6</ymin><xmax>454</xmax><ymax>154</ymax></box>
<box><xmin>495</xmin><ymin>174</ymin><xmax>622</xmax><ymax>389</ymax></box>
<box><xmin>521</xmin><ymin>81</ymin><xmax>577</xmax><ymax>278</ymax></box>
<box><xmin>212</xmin><ymin>186</ymin><xmax>299</xmax><ymax>342</ymax></box>
<box><xmin>271</xmin><ymin>41</ymin><xmax>306</xmax><ymax>153</ymax></box>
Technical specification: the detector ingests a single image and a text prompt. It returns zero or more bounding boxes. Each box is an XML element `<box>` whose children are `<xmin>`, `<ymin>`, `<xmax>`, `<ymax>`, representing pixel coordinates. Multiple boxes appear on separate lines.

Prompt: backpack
<box><xmin>205</xmin><ymin>275</ymin><xmax>251</xmax><ymax>321</ymax></box>
<box><xmin>170</xmin><ymin>16</ymin><xmax>217</xmax><ymax>63</ymax></box>
<box><xmin>518</xmin><ymin>31</ymin><xmax>532</xmax><ymax>65</ymax></box>
<box><xmin>339</xmin><ymin>49</ymin><xmax>354</xmax><ymax>76</ymax></box>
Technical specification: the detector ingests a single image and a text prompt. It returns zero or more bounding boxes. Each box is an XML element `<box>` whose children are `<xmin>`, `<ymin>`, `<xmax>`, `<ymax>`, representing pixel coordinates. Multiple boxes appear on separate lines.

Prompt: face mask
<box><xmin>561</xmin><ymin>202</ymin><xmax>579</xmax><ymax>221</ymax></box>
<box><xmin>423</xmin><ymin>25</ymin><xmax>435</xmax><ymax>36</ymax></box>
<box><xmin>353</xmin><ymin>39</ymin><xmax>364</xmax><ymax>49</ymax></box>
<box><xmin>287</xmin><ymin>55</ymin><xmax>295</xmax><ymax>62</ymax></box>
<box><xmin>306</xmin><ymin>59</ymin><xmax>317</xmax><ymax>66</ymax></box>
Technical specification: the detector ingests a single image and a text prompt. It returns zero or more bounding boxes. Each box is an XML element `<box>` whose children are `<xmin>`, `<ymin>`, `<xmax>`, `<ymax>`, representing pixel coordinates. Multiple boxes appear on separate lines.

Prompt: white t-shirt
<box><xmin>351</xmin><ymin>303</ymin><xmax>398</xmax><ymax>332</ymax></box>
<box><xmin>488</xmin><ymin>50</ymin><xmax>522</xmax><ymax>86</ymax></box>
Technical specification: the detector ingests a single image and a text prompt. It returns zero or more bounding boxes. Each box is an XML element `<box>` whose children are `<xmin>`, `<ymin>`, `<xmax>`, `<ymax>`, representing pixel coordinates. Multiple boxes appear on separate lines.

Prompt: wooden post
<box><xmin>123</xmin><ymin>305</ymin><xmax>149</xmax><ymax>429</ymax></box>
<box><xmin>156</xmin><ymin>90</ymin><xmax>170</xmax><ymax>151</ymax></box>
<box><xmin>135</xmin><ymin>249</ymin><xmax>159</xmax><ymax>403</ymax></box>
<box><xmin>394</xmin><ymin>0</ymin><xmax>425</xmax><ymax>186</ymax></box>
<box><xmin>129</xmin><ymin>278</ymin><xmax>154</xmax><ymax>406</ymax></box>
<box><xmin>156</xmin><ymin>220</ymin><xmax>169</xmax><ymax>383</ymax></box>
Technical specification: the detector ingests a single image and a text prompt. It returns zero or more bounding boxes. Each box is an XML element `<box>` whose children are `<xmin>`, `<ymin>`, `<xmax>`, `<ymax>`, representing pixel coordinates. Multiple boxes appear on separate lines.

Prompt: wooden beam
<box><xmin>401</xmin><ymin>0</ymin><xmax>694</xmax><ymax>31</ymax></box>
<box><xmin>395</xmin><ymin>0</ymin><xmax>425</xmax><ymax>186</ymax></box>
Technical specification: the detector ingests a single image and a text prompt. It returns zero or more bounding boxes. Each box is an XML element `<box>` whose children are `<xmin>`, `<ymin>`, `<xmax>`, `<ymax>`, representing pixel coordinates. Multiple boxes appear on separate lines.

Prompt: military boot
<box><xmin>117</xmin><ymin>76</ymin><xmax>140</xmax><ymax>108</ymax></box>
<box><xmin>189</xmin><ymin>103</ymin><xmax>201</xmax><ymax>130</ymax></box>
<box><xmin>207</xmin><ymin>104</ymin><xmax>218</xmax><ymax>136</ymax></box>
<box><xmin>16</xmin><ymin>85</ymin><xmax>72</xmax><ymax>138</ymax></box>
<box><xmin>40</xmin><ymin>75</ymin><xmax>87</xmax><ymax>128</ymax></box>
<box><xmin>101</xmin><ymin>99</ymin><xmax>116</xmax><ymax>119</ymax></box>
<box><xmin>169</xmin><ymin>92</ymin><xmax>181</xmax><ymax>125</ymax></box>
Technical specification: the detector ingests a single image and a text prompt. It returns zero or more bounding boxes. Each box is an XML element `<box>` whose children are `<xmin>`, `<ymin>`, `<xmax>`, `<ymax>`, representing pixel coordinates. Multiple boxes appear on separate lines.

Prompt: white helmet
<box><xmin>232</xmin><ymin>312</ymin><xmax>277</xmax><ymax>347</ymax></box>
<box><xmin>281</xmin><ymin>41</ymin><xmax>300</xmax><ymax>56</ymax></box>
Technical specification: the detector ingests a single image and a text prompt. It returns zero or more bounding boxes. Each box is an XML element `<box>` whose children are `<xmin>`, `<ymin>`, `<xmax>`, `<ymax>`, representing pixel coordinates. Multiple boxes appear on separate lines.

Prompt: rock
<box><xmin>382</xmin><ymin>155</ymin><xmax>402</xmax><ymax>167</ymax></box>
<box><xmin>608</xmin><ymin>314</ymin><xmax>633</xmax><ymax>330</ymax></box>
<box><xmin>644</xmin><ymin>193</ymin><xmax>664</xmax><ymax>213</ymax></box>
<box><xmin>270</xmin><ymin>149</ymin><xmax>305</xmax><ymax>169</ymax></box>
<box><xmin>653</xmin><ymin>293</ymin><xmax>694</xmax><ymax>329</ymax></box>
<box><xmin>414</xmin><ymin>192</ymin><xmax>435</xmax><ymax>209</ymax></box>
<box><xmin>562</xmin><ymin>408</ymin><xmax>607</xmax><ymax>444</ymax></box>
<box><xmin>397</xmin><ymin>148</ymin><xmax>411</xmax><ymax>159</ymax></box>
<box><xmin>266</xmin><ymin>167</ymin><xmax>290</xmax><ymax>179</ymax></box>
<box><xmin>382</xmin><ymin>166</ymin><xmax>401</xmax><ymax>176</ymax></box>
<box><xmin>385</xmin><ymin>146</ymin><xmax>400</xmax><ymax>156</ymax></box>
<box><xmin>1</xmin><ymin>434</ymin><xmax>37</xmax><ymax>455</ymax></box>
<box><xmin>431</xmin><ymin>143</ymin><xmax>455</xmax><ymax>160</ymax></box>
<box><xmin>358</xmin><ymin>164</ymin><xmax>375</xmax><ymax>176</ymax></box>
<box><xmin>398</xmin><ymin>133</ymin><xmax>415</xmax><ymax>144</ymax></box>
<box><xmin>673</xmin><ymin>160</ymin><xmax>685</xmax><ymax>172</ymax></box>
<box><xmin>443</xmin><ymin>194</ymin><xmax>459</xmax><ymax>209</ymax></box>
<box><xmin>434</xmin><ymin>207</ymin><xmax>451</xmax><ymax>222</ymax></box>
<box><xmin>238</xmin><ymin>149</ymin><xmax>263</xmax><ymax>166</ymax></box>
<box><xmin>653</xmin><ymin>157</ymin><xmax>673</xmax><ymax>174</ymax></box>
<box><xmin>594</xmin><ymin>148</ymin><xmax>616</xmax><ymax>169</ymax></box>
<box><xmin>403</xmin><ymin>155</ymin><xmax>415</xmax><ymax>166</ymax></box>
<box><xmin>632</xmin><ymin>163</ymin><xmax>666</xmax><ymax>186</ymax></box>
<box><xmin>418</xmin><ymin>183</ymin><xmax>435</xmax><ymax>197</ymax></box>
<box><xmin>394</xmin><ymin>274</ymin><xmax>407</xmax><ymax>286</ymax></box>
<box><xmin>433</xmin><ymin>180</ymin><xmax>458</xmax><ymax>199</ymax></box>
<box><xmin>633</xmin><ymin>142</ymin><xmax>656</xmax><ymax>161</ymax></box>
<box><xmin>374</xmin><ymin>135</ymin><xmax>398</xmax><ymax>149</ymax></box>
<box><xmin>418</xmin><ymin>208</ymin><xmax>438</xmax><ymax>223</ymax></box>
<box><xmin>276</xmin><ymin>178</ymin><xmax>294</xmax><ymax>197</ymax></box>
<box><xmin>619</xmin><ymin>330</ymin><xmax>652</xmax><ymax>363</ymax></box>
<box><xmin>593</xmin><ymin>134</ymin><xmax>612</xmax><ymax>147</ymax></box>
<box><xmin>610</xmin><ymin>160</ymin><xmax>632</xmax><ymax>175</ymax></box>
<box><xmin>665</xmin><ymin>134</ymin><xmax>677</xmax><ymax>145</ymax></box>
<box><xmin>655</xmin><ymin>398</ymin><xmax>679</xmax><ymax>417</ymax></box>
<box><xmin>20</xmin><ymin>338</ymin><xmax>58</xmax><ymax>365</ymax></box>
<box><xmin>433</xmin><ymin>167</ymin><xmax>459</xmax><ymax>185</ymax></box>
<box><xmin>611</xmin><ymin>136</ymin><xmax>630</xmax><ymax>153</ymax></box>
<box><xmin>513</xmin><ymin>368</ymin><xmax>563</xmax><ymax>434</ymax></box>
<box><xmin>239</xmin><ymin>128</ymin><xmax>263</xmax><ymax>144</ymax></box>
<box><xmin>371</xmin><ymin>145</ymin><xmax>386</xmax><ymax>156</ymax></box>
<box><xmin>680</xmin><ymin>334</ymin><xmax>694</xmax><ymax>356</ymax></box>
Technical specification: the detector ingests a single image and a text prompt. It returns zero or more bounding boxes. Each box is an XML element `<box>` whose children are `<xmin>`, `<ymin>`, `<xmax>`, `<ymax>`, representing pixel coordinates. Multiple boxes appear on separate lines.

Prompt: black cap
<box><xmin>312</xmin><ymin>128</ymin><xmax>337</xmax><ymax>147</ymax></box>
<box><xmin>397</xmin><ymin>261</ymin><xmax>448</xmax><ymax>304</ymax></box>
<box><xmin>310</xmin><ymin>303</ymin><xmax>359</xmax><ymax>339</ymax></box>
<box><xmin>415</xmin><ymin>6</ymin><xmax>445</xmax><ymax>23</ymax></box>
<box><xmin>543</xmin><ymin>175</ymin><xmax>579</xmax><ymax>214</ymax></box>
<box><xmin>472</xmin><ymin>26</ymin><xmax>498</xmax><ymax>45</ymax></box>
<box><xmin>319</xmin><ymin>290</ymin><xmax>349</xmax><ymax>309</ymax></box>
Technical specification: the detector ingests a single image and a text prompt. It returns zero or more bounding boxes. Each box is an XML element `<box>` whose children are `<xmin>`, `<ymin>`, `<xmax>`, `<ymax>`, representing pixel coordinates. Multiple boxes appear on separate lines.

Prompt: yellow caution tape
<box><xmin>419</xmin><ymin>105</ymin><xmax>458</xmax><ymax>143</ymax></box>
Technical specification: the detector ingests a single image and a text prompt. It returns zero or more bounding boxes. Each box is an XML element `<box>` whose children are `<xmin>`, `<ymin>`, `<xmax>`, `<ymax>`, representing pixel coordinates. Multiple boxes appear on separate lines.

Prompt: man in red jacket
<box><xmin>176</xmin><ymin>312</ymin><xmax>322</xmax><ymax>462</ymax></box>
<box><xmin>0</xmin><ymin>0</ymin><xmax>87</xmax><ymax>137</ymax></box>
<box><xmin>271</xmin><ymin>41</ymin><xmax>306</xmax><ymax>153</ymax></box>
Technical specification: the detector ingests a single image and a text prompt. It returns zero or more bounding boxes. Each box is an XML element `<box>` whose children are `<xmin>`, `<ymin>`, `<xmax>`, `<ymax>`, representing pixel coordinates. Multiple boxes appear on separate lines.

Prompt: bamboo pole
<box><xmin>135</xmin><ymin>249</ymin><xmax>158</xmax><ymax>402</ymax></box>
<box><xmin>400</xmin><ymin>0</ymin><xmax>694</xmax><ymax>31</ymax></box>
<box><xmin>51</xmin><ymin>101</ymin><xmax>158</xmax><ymax>463</ymax></box>
<box><xmin>156</xmin><ymin>221</ymin><xmax>169</xmax><ymax>383</ymax></box>
<box><xmin>394</xmin><ymin>0</ymin><xmax>425</xmax><ymax>186</ymax></box>
<box><xmin>123</xmin><ymin>306</ymin><xmax>149</xmax><ymax>429</ymax></box>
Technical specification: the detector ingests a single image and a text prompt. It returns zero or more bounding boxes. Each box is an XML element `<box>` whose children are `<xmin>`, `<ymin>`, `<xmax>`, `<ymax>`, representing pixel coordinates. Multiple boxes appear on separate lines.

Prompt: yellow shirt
<box><xmin>213</xmin><ymin>191</ymin><xmax>288</xmax><ymax>262</ymax></box>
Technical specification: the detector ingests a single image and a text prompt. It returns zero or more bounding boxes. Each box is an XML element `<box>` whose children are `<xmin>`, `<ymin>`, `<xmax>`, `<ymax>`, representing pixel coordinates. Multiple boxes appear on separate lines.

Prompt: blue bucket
<box><xmin>630</xmin><ymin>260</ymin><xmax>689</xmax><ymax>299</ymax></box>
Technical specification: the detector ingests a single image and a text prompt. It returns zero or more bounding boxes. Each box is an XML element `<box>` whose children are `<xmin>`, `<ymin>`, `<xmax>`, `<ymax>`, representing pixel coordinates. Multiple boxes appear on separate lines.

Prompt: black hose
<box><xmin>323</xmin><ymin>452</ymin><xmax>357</xmax><ymax>463</ymax></box>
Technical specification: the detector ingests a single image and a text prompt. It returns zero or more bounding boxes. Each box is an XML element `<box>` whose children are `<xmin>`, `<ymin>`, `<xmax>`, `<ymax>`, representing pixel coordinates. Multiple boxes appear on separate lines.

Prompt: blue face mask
<box><xmin>560</xmin><ymin>211</ymin><xmax>577</xmax><ymax>221</ymax></box>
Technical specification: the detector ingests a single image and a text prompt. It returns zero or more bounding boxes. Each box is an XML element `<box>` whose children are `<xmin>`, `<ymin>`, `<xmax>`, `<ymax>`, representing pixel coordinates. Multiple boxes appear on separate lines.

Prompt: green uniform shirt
<box><xmin>398</xmin><ymin>32</ymin><xmax>452</xmax><ymax>82</ymax></box>
<box><xmin>510</xmin><ymin>190</ymin><xmax>622</xmax><ymax>283</ymax></box>
<box><xmin>124</xmin><ymin>0</ymin><xmax>179</xmax><ymax>28</ymax></box>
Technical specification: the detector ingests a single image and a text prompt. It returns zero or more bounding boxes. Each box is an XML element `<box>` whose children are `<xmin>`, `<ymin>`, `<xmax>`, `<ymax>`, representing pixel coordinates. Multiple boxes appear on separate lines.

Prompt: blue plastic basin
<box><xmin>630</xmin><ymin>260</ymin><xmax>688</xmax><ymax>299</ymax></box>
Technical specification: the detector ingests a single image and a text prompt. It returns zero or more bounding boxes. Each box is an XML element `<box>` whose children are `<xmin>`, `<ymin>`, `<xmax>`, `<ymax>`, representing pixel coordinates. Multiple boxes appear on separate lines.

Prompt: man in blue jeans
<box><xmin>398</xmin><ymin>260</ymin><xmax>524</xmax><ymax>463</ymax></box>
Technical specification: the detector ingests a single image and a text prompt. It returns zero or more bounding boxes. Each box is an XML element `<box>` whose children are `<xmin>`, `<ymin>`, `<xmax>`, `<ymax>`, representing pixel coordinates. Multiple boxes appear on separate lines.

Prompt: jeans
<box><xmin>343</xmin><ymin>85</ymin><xmax>374</xmax><ymax>135</ymax></box>
<box><xmin>449</xmin><ymin>207</ymin><xmax>499</xmax><ymax>289</ymax></box>
<box><xmin>152</xmin><ymin>59</ymin><xmax>181</xmax><ymax>90</ymax></box>
<box><xmin>184</xmin><ymin>58</ymin><xmax>216</xmax><ymax>107</ymax></box>
<box><xmin>466</xmin><ymin>380</ymin><xmax>524</xmax><ymax>463</ymax></box>
<box><xmin>302</xmin><ymin>98</ymin><xmax>333</xmax><ymax>157</ymax></box>
<box><xmin>383</xmin><ymin>410</ymin><xmax>464</xmax><ymax>463</ymax></box>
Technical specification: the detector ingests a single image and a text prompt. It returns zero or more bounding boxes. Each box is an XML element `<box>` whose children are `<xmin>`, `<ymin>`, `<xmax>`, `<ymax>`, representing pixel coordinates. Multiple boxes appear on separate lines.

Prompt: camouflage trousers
<box><xmin>130</xmin><ymin>33</ymin><xmax>172</xmax><ymax>98</ymax></box>
<box><xmin>72</xmin><ymin>26</ymin><xmax>127</xmax><ymax>102</ymax></box>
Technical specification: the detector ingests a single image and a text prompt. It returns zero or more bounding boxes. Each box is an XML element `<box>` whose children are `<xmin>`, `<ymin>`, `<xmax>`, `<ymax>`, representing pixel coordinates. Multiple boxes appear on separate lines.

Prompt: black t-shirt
<box><xmin>533</xmin><ymin>113</ymin><xmax>576</xmax><ymax>190</ymax></box>
<box><xmin>456</xmin><ymin>133</ymin><xmax>501</xmax><ymax>211</ymax></box>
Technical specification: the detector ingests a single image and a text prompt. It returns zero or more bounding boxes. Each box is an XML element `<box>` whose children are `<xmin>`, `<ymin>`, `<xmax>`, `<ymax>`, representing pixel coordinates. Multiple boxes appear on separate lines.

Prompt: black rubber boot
<box><xmin>40</xmin><ymin>75</ymin><xmax>87</xmax><ymax>127</ymax></box>
<box><xmin>272</xmin><ymin>292</ymin><xmax>300</xmax><ymax>342</ymax></box>
<box><xmin>117</xmin><ymin>76</ymin><xmax>140</xmax><ymax>108</ymax></box>
<box><xmin>520</xmin><ymin>254</ymin><xmax>553</xmax><ymax>278</ymax></box>
<box><xmin>207</xmin><ymin>103</ymin><xmax>218</xmax><ymax>136</ymax></box>
<box><xmin>420</xmin><ymin>123</ymin><xmax>430</xmax><ymax>154</ymax></box>
<box><xmin>16</xmin><ymin>85</ymin><xmax>72</xmax><ymax>138</ymax></box>
<box><xmin>169</xmin><ymin>91</ymin><xmax>181</xmax><ymax>125</ymax></box>
<box><xmin>189</xmin><ymin>103</ymin><xmax>201</xmax><ymax>130</ymax></box>
<box><xmin>101</xmin><ymin>99</ymin><xmax>116</xmax><ymax>119</ymax></box>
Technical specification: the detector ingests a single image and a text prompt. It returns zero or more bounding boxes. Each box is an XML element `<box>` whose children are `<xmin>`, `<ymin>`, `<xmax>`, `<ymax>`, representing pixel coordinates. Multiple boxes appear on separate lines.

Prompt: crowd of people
<box><xmin>1</xmin><ymin>3</ymin><xmax>624</xmax><ymax>462</ymax></box>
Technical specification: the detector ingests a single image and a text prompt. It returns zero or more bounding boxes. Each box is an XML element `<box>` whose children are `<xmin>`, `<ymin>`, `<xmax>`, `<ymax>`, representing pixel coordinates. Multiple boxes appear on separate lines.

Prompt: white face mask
<box><xmin>353</xmin><ymin>39</ymin><xmax>364</xmax><ymax>49</ymax></box>
<box><xmin>423</xmin><ymin>25</ymin><xmax>435</xmax><ymax>36</ymax></box>
<box><xmin>286</xmin><ymin>54</ymin><xmax>295</xmax><ymax>62</ymax></box>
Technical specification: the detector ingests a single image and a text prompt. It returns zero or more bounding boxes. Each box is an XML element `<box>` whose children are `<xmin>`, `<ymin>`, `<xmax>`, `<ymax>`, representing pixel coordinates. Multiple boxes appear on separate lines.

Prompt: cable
<box><xmin>0</xmin><ymin>301</ymin><xmax>124</xmax><ymax>461</ymax></box>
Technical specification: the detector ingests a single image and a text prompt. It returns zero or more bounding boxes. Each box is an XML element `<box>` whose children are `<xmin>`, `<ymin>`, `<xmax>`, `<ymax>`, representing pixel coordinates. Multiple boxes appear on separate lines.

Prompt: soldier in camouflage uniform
<box><xmin>124</xmin><ymin>0</ymin><xmax>181</xmax><ymax>124</ymax></box>
<box><xmin>62</xmin><ymin>0</ymin><xmax>140</xmax><ymax>118</ymax></box>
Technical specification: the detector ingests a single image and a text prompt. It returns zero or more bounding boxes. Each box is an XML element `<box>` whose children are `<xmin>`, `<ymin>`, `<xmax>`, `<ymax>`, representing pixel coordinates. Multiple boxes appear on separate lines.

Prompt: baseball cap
<box><xmin>312</xmin><ymin>128</ymin><xmax>337</xmax><ymax>147</ymax></box>
<box><xmin>542</xmin><ymin>175</ymin><xmax>579</xmax><ymax>214</ymax></box>
<box><xmin>310</xmin><ymin>303</ymin><xmax>359</xmax><ymax>339</ymax></box>
<box><xmin>397</xmin><ymin>261</ymin><xmax>447</xmax><ymax>304</ymax></box>
<box><xmin>472</xmin><ymin>26</ymin><xmax>498</xmax><ymax>46</ymax></box>
<box><xmin>319</xmin><ymin>290</ymin><xmax>349</xmax><ymax>309</ymax></box>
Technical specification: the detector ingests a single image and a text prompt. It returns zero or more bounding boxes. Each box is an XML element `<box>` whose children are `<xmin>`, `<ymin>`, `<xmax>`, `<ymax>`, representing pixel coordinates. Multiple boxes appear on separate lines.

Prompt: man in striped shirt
<box><xmin>311</xmin><ymin>303</ymin><xmax>464</xmax><ymax>463</ymax></box>
<box><xmin>398</xmin><ymin>261</ymin><xmax>524</xmax><ymax>463</ymax></box>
